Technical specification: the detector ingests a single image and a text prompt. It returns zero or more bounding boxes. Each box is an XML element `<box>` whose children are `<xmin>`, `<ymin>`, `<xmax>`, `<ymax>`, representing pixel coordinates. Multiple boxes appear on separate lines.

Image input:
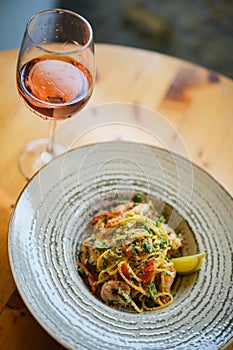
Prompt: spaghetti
<box><xmin>77</xmin><ymin>194</ymin><xmax>183</xmax><ymax>312</ymax></box>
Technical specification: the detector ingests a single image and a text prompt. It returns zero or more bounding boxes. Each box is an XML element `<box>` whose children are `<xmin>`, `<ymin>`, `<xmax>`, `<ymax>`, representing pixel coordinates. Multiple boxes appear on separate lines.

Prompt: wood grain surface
<box><xmin>0</xmin><ymin>44</ymin><xmax>232</xmax><ymax>349</ymax></box>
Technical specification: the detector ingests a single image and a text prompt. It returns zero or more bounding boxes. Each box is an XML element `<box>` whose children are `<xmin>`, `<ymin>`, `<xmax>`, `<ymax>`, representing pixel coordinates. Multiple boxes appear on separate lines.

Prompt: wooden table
<box><xmin>0</xmin><ymin>44</ymin><xmax>232</xmax><ymax>349</ymax></box>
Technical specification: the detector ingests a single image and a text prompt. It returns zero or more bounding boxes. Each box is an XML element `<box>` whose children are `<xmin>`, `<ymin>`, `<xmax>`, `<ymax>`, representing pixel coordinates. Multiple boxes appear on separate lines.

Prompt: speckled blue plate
<box><xmin>8</xmin><ymin>142</ymin><xmax>233</xmax><ymax>350</ymax></box>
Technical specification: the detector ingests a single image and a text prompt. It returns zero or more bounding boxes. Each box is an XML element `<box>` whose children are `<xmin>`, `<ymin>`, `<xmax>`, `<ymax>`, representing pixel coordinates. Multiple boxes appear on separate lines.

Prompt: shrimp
<box><xmin>164</xmin><ymin>225</ymin><xmax>183</xmax><ymax>258</ymax></box>
<box><xmin>100</xmin><ymin>280</ymin><xmax>131</xmax><ymax>307</ymax></box>
<box><xmin>105</xmin><ymin>202</ymin><xmax>134</xmax><ymax>227</ymax></box>
<box><xmin>90</xmin><ymin>211</ymin><xmax>123</xmax><ymax>227</ymax></box>
<box><xmin>113</xmin><ymin>202</ymin><xmax>134</xmax><ymax>212</ymax></box>
<box><xmin>168</xmin><ymin>230</ymin><xmax>183</xmax><ymax>250</ymax></box>
<box><xmin>79</xmin><ymin>237</ymin><xmax>101</xmax><ymax>265</ymax></box>
<box><xmin>163</xmin><ymin>264</ymin><xmax>176</xmax><ymax>292</ymax></box>
<box><xmin>90</xmin><ymin>202</ymin><xmax>134</xmax><ymax>227</ymax></box>
<box><xmin>91</xmin><ymin>200</ymin><xmax>156</xmax><ymax>228</ymax></box>
<box><xmin>130</xmin><ymin>202</ymin><xmax>155</xmax><ymax>218</ymax></box>
<box><xmin>77</xmin><ymin>262</ymin><xmax>97</xmax><ymax>294</ymax></box>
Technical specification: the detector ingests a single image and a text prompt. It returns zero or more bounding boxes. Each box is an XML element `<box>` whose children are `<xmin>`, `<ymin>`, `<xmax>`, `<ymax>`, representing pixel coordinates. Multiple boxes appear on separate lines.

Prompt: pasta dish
<box><xmin>77</xmin><ymin>194</ymin><xmax>183</xmax><ymax>312</ymax></box>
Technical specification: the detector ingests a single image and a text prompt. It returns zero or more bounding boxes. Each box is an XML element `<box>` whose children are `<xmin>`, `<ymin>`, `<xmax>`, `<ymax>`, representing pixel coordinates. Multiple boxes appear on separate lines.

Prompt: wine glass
<box><xmin>16</xmin><ymin>8</ymin><xmax>95</xmax><ymax>179</ymax></box>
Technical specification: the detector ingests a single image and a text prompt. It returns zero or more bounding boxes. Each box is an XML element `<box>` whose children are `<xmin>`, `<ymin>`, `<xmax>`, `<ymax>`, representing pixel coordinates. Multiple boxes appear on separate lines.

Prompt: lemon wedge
<box><xmin>170</xmin><ymin>252</ymin><xmax>207</xmax><ymax>276</ymax></box>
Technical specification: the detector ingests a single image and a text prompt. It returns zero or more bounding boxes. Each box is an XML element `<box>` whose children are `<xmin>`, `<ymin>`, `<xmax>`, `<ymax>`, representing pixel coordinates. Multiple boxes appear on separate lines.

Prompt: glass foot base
<box><xmin>19</xmin><ymin>138</ymin><xmax>67</xmax><ymax>180</ymax></box>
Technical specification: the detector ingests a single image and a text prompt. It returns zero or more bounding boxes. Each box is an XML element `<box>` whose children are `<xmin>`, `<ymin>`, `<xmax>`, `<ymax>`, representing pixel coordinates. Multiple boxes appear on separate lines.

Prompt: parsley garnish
<box><xmin>102</xmin><ymin>256</ymin><xmax>108</xmax><ymax>269</ymax></box>
<box><xmin>148</xmin><ymin>282</ymin><xmax>158</xmax><ymax>300</ymax></box>
<box><xmin>132</xmin><ymin>193</ymin><xmax>143</xmax><ymax>203</ymax></box>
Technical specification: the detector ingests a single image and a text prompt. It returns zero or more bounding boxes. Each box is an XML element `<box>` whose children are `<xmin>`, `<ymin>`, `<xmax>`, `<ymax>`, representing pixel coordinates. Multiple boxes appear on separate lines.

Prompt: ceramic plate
<box><xmin>8</xmin><ymin>142</ymin><xmax>233</xmax><ymax>350</ymax></box>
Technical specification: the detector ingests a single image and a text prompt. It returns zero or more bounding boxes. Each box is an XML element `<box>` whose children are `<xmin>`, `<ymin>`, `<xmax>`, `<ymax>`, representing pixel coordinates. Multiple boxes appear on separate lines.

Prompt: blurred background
<box><xmin>1</xmin><ymin>0</ymin><xmax>232</xmax><ymax>78</ymax></box>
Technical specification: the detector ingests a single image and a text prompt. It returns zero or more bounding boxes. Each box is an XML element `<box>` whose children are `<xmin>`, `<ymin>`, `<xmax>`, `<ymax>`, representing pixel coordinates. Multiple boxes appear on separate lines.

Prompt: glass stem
<box><xmin>46</xmin><ymin>120</ymin><xmax>57</xmax><ymax>155</ymax></box>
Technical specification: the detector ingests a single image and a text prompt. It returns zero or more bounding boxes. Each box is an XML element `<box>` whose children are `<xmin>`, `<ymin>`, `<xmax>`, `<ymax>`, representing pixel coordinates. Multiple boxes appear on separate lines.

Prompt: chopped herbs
<box><xmin>132</xmin><ymin>193</ymin><xmax>143</xmax><ymax>203</ymax></box>
<box><xmin>102</xmin><ymin>256</ymin><xmax>108</xmax><ymax>269</ymax></box>
<box><xmin>159</xmin><ymin>237</ymin><xmax>167</xmax><ymax>250</ymax></box>
<box><xmin>148</xmin><ymin>282</ymin><xmax>158</xmax><ymax>300</ymax></box>
<box><xmin>108</xmin><ymin>247</ymin><xmax>123</xmax><ymax>259</ymax></box>
<box><xmin>77</xmin><ymin>266</ymin><xmax>85</xmax><ymax>275</ymax></box>
<box><xmin>118</xmin><ymin>289</ymin><xmax>131</xmax><ymax>303</ymax></box>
